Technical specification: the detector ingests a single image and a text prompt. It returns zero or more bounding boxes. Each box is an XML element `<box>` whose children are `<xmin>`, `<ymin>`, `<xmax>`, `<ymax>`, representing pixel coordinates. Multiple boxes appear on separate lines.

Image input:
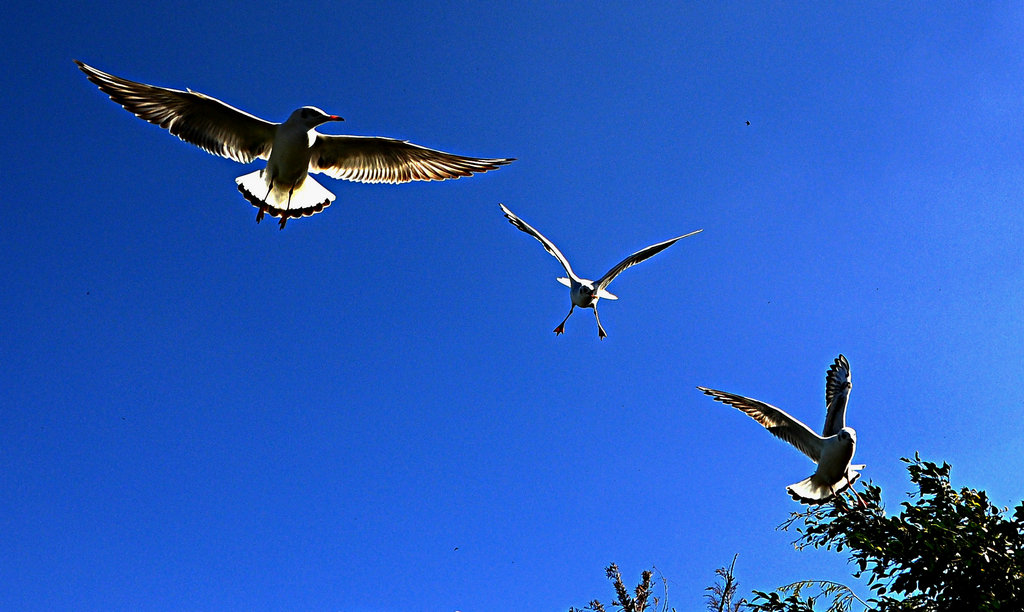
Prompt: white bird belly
<box><xmin>814</xmin><ymin>437</ymin><xmax>855</xmax><ymax>482</ymax></box>
<box><xmin>266</xmin><ymin>129</ymin><xmax>315</xmax><ymax>187</ymax></box>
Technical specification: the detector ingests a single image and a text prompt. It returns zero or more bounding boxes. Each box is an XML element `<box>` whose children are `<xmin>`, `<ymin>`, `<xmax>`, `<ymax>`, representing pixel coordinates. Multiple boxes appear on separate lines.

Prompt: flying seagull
<box><xmin>76</xmin><ymin>61</ymin><xmax>515</xmax><ymax>228</ymax></box>
<box><xmin>697</xmin><ymin>355</ymin><xmax>865</xmax><ymax>505</ymax></box>
<box><xmin>499</xmin><ymin>204</ymin><xmax>702</xmax><ymax>339</ymax></box>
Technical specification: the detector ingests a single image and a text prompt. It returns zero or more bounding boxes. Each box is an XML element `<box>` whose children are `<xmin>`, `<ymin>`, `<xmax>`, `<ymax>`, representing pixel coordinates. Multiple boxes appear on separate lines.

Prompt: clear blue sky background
<box><xmin>3</xmin><ymin>2</ymin><xmax>1023</xmax><ymax>610</ymax></box>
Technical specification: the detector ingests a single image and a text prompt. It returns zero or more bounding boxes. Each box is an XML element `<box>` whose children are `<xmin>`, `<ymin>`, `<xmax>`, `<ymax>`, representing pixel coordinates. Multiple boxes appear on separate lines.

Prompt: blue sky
<box><xmin>4</xmin><ymin>2</ymin><xmax>1024</xmax><ymax>610</ymax></box>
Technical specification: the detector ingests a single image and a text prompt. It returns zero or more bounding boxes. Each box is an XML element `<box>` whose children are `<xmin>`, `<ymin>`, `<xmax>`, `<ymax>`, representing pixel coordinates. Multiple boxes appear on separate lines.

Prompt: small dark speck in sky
<box><xmin>746</xmin><ymin>120</ymin><xmax>750</xmax><ymax>125</ymax></box>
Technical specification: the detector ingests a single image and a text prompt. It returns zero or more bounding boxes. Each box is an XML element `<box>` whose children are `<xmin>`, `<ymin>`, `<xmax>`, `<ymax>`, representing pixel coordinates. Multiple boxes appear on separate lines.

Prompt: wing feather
<box><xmin>698</xmin><ymin>386</ymin><xmax>825</xmax><ymax>462</ymax></box>
<box><xmin>500</xmin><ymin>204</ymin><xmax>579</xmax><ymax>281</ymax></box>
<box><xmin>310</xmin><ymin>135</ymin><xmax>513</xmax><ymax>183</ymax></box>
<box><xmin>596</xmin><ymin>229</ymin><xmax>702</xmax><ymax>290</ymax></box>
<box><xmin>822</xmin><ymin>354</ymin><xmax>851</xmax><ymax>437</ymax></box>
<box><xmin>76</xmin><ymin>60</ymin><xmax>275</xmax><ymax>163</ymax></box>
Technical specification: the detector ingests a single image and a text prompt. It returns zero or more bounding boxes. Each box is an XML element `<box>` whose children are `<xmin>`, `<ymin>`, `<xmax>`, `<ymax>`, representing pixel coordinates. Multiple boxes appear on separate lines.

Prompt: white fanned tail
<box><xmin>235</xmin><ymin>170</ymin><xmax>335</xmax><ymax>225</ymax></box>
<box><xmin>786</xmin><ymin>464</ymin><xmax>864</xmax><ymax>505</ymax></box>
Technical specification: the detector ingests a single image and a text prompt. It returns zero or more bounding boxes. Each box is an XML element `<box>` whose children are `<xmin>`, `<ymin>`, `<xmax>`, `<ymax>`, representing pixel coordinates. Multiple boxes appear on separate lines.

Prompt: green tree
<box><xmin>704</xmin><ymin>554</ymin><xmax>743</xmax><ymax>612</ymax></box>
<box><xmin>572</xmin><ymin>456</ymin><xmax>1023</xmax><ymax>611</ymax></box>
<box><xmin>569</xmin><ymin>563</ymin><xmax>671</xmax><ymax>612</ymax></box>
<box><xmin>749</xmin><ymin>454</ymin><xmax>1024</xmax><ymax>611</ymax></box>
<box><xmin>577</xmin><ymin>458</ymin><xmax>1024</xmax><ymax>609</ymax></box>
<box><xmin>568</xmin><ymin>557</ymin><xmax>743</xmax><ymax>612</ymax></box>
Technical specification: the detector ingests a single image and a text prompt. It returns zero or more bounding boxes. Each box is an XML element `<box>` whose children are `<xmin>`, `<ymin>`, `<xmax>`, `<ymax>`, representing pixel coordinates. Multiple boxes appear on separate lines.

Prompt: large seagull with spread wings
<box><xmin>500</xmin><ymin>204</ymin><xmax>702</xmax><ymax>339</ymax></box>
<box><xmin>76</xmin><ymin>61</ymin><xmax>514</xmax><ymax>228</ymax></box>
<box><xmin>698</xmin><ymin>355</ymin><xmax>865</xmax><ymax>505</ymax></box>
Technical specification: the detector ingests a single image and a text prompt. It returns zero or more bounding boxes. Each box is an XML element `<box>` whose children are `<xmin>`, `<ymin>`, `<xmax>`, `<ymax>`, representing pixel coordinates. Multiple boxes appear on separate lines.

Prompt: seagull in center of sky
<box><xmin>76</xmin><ymin>61</ymin><xmax>515</xmax><ymax>228</ymax></box>
<box><xmin>500</xmin><ymin>204</ymin><xmax>702</xmax><ymax>339</ymax></box>
<box><xmin>698</xmin><ymin>354</ymin><xmax>866</xmax><ymax>506</ymax></box>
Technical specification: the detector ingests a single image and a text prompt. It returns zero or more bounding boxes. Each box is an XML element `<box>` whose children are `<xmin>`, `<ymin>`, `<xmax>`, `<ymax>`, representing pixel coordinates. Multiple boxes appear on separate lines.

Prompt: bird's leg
<box><xmin>593</xmin><ymin>306</ymin><xmax>607</xmax><ymax>340</ymax></box>
<box><xmin>286</xmin><ymin>182</ymin><xmax>296</xmax><ymax>207</ymax></box>
<box><xmin>840</xmin><ymin>469</ymin><xmax>868</xmax><ymax>509</ymax></box>
<box><xmin>554</xmin><ymin>305</ymin><xmax>574</xmax><ymax>335</ymax></box>
<box><xmin>263</xmin><ymin>176</ymin><xmax>274</xmax><ymax>203</ymax></box>
<box><xmin>274</xmin><ymin>180</ymin><xmax>302</xmax><ymax>230</ymax></box>
<box><xmin>835</xmin><ymin>489</ymin><xmax>860</xmax><ymax>513</ymax></box>
<box><xmin>848</xmin><ymin>481</ymin><xmax>868</xmax><ymax>509</ymax></box>
<box><xmin>834</xmin><ymin>480</ymin><xmax>867</xmax><ymax>511</ymax></box>
<box><xmin>256</xmin><ymin>174</ymin><xmax>274</xmax><ymax>224</ymax></box>
<box><xmin>275</xmin><ymin>181</ymin><xmax>301</xmax><ymax>230</ymax></box>
<box><xmin>836</xmin><ymin>489</ymin><xmax>857</xmax><ymax>512</ymax></box>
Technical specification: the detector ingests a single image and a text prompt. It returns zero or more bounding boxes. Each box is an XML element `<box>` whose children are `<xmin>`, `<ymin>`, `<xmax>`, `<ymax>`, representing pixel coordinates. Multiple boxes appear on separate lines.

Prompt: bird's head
<box><xmin>577</xmin><ymin>284</ymin><xmax>597</xmax><ymax>304</ymax></box>
<box><xmin>290</xmin><ymin>106</ymin><xmax>344</xmax><ymax>129</ymax></box>
<box><xmin>839</xmin><ymin>427</ymin><xmax>858</xmax><ymax>445</ymax></box>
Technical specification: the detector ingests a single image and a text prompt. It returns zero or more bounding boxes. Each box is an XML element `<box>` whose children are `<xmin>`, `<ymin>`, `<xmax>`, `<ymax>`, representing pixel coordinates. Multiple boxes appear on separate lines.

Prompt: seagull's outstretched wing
<box><xmin>310</xmin><ymin>135</ymin><xmax>513</xmax><ymax>183</ymax></box>
<box><xmin>595</xmin><ymin>229</ymin><xmax>702</xmax><ymax>291</ymax></box>
<box><xmin>75</xmin><ymin>60</ymin><xmax>276</xmax><ymax>164</ymax></box>
<box><xmin>499</xmin><ymin>204</ymin><xmax>580</xmax><ymax>281</ymax></box>
<box><xmin>822</xmin><ymin>354</ymin><xmax>851</xmax><ymax>437</ymax></box>
<box><xmin>698</xmin><ymin>386</ymin><xmax>825</xmax><ymax>462</ymax></box>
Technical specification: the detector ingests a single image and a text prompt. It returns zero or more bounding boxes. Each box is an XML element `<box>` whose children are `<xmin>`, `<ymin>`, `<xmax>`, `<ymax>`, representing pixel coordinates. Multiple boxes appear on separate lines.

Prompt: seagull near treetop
<box><xmin>698</xmin><ymin>354</ymin><xmax>866</xmax><ymax>505</ymax></box>
<box><xmin>500</xmin><ymin>204</ymin><xmax>702</xmax><ymax>339</ymax></box>
<box><xmin>75</xmin><ymin>61</ymin><xmax>515</xmax><ymax>228</ymax></box>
